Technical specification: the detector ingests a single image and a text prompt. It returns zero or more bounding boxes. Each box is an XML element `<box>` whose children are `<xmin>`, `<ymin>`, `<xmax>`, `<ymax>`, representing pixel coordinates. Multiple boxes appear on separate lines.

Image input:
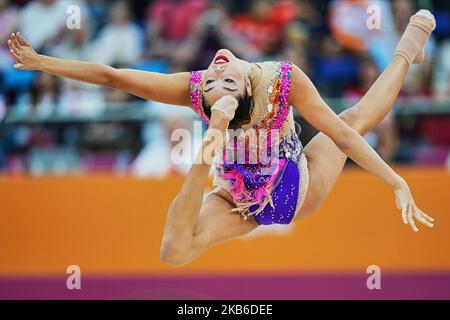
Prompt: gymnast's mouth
<box><xmin>214</xmin><ymin>55</ymin><xmax>230</xmax><ymax>65</ymax></box>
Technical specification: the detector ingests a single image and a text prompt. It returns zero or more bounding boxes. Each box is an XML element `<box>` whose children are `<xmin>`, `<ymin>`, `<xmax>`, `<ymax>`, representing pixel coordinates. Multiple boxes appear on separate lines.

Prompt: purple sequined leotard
<box><xmin>189</xmin><ymin>61</ymin><xmax>309</xmax><ymax>225</ymax></box>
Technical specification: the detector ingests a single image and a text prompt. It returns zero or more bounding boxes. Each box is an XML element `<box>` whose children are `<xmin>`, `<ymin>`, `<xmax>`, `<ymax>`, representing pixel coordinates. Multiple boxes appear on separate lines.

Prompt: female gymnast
<box><xmin>8</xmin><ymin>10</ymin><xmax>436</xmax><ymax>267</ymax></box>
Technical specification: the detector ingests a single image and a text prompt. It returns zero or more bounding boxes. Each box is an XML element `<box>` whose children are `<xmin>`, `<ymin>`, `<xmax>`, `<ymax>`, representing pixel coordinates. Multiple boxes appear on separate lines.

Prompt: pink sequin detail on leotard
<box><xmin>189</xmin><ymin>71</ymin><xmax>210</xmax><ymax>124</ymax></box>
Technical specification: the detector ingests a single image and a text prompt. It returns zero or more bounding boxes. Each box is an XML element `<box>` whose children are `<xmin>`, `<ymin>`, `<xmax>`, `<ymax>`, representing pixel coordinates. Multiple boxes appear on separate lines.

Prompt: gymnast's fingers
<box><xmin>419</xmin><ymin>208</ymin><xmax>434</xmax><ymax>223</ymax></box>
<box><xmin>415</xmin><ymin>206</ymin><xmax>434</xmax><ymax>227</ymax></box>
<box><xmin>407</xmin><ymin>203</ymin><xmax>419</xmax><ymax>232</ymax></box>
<box><xmin>9</xmin><ymin>47</ymin><xmax>21</xmax><ymax>61</ymax></box>
<box><xmin>395</xmin><ymin>193</ymin><xmax>401</xmax><ymax>210</ymax></box>
<box><xmin>17</xmin><ymin>32</ymin><xmax>31</xmax><ymax>47</ymax></box>
<box><xmin>11</xmin><ymin>33</ymin><xmax>22</xmax><ymax>50</ymax></box>
<box><xmin>9</xmin><ymin>34</ymin><xmax>20</xmax><ymax>53</ymax></box>
<box><xmin>401</xmin><ymin>202</ymin><xmax>408</xmax><ymax>225</ymax></box>
<box><xmin>7</xmin><ymin>39</ymin><xmax>14</xmax><ymax>53</ymax></box>
<box><xmin>415</xmin><ymin>214</ymin><xmax>433</xmax><ymax>228</ymax></box>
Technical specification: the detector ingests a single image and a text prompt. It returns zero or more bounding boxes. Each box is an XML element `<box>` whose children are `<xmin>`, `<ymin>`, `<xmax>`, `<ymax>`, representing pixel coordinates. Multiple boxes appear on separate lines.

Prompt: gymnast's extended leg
<box><xmin>298</xmin><ymin>10</ymin><xmax>436</xmax><ymax>219</ymax></box>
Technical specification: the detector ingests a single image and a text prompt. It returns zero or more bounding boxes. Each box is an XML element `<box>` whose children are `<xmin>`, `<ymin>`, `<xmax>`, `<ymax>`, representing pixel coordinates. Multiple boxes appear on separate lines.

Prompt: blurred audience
<box><xmin>52</xmin><ymin>21</ymin><xmax>106</xmax><ymax>118</ymax></box>
<box><xmin>19</xmin><ymin>0</ymin><xmax>68</xmax><ymax>51</ymax></box>
<box><xmin>0</xmin><ymin>0</ymin><xmax>449</xmax><ymax>175</ymax></box>
<box><xmin>230</xmin><ymin>0</ymin><xmax>297</xmax><ymax>56</ymax></box>
<box><xmin>433</xmin><ymin>40</ymin><xmax>450</xmax><ymax>102</ymax></box>
<box><xmin>0</xmin><ymin>0</ymin><xmax>18</xmax><ymax>72</ymax></box>
<box><xmin>145</xmin><ymin>0</ymin><xmax>207</xmax><ymax>63</ymax></box>
<box><xmin>344</xmin><ymin>56</ymin><xmax>399</xmax><ymax>162</ymax></box>
<box><xmin>91</xmin><ymin>1</ymin><xmax>143</xmax><ymax>66</ymax></box>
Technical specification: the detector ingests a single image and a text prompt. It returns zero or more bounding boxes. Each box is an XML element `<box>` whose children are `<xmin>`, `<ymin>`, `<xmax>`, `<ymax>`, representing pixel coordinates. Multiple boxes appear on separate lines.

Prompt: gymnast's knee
<box><xmin>298</xmin><ymin>195</ymin><xmax>325</xmax><ymax>219</ymax></box>
<box><xmin>339</xmin><ymin>107</ymin><xmax>367</xmax><ymax>135</ymax></box>
<box><xmin>160</xmin><ymin>238</ymin><xmax>192</xmax><ymax>267</ymax></box>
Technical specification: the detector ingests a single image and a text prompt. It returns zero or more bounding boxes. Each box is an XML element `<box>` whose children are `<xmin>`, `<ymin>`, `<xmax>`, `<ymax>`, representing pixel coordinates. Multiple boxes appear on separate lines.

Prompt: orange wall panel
<box><xmin>0</xmin><ymin>168</ymin><xmax>449</xmax><ymax>276</ymax></box>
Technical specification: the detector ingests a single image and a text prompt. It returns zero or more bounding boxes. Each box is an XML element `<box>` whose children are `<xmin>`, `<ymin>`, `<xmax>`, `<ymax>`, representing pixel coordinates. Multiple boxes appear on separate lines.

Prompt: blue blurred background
<box><xmin>0</xmin><ymin>0</ymin><xmax>449</xmax><ymax>176</ymax></box>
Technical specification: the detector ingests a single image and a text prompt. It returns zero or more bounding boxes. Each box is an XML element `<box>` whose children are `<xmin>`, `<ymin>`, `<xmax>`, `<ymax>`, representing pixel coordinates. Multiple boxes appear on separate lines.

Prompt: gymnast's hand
<box><xmin>394</xmin><ymin>179</ymin><xmax>434</xmax><ymax>232</ymax></box>
<box><xmin>7</xmin><ymin>32</ymin><xmax>41</xmax><ymax>71</ymax></box>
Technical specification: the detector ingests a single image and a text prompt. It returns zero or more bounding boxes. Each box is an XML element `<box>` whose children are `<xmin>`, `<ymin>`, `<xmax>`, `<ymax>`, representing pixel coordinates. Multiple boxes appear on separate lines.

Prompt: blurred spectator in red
<box><xmin>148</xmin><ymin>0</ymin><xmax>207</xmax><ymax>42</ymax></box>
<box><xmin>230</xmin><ymin>0</ymin><xmax>298</xmax><ymax>56</ymax></box>
<box><xmin>145</xmin><ymin>0</ymin><xmax>207</xmax><ymax>61</ymax></box>
<box><xmin>154</xmin><ymin>0</ymin><xmax>261</xmax><ymax>70</ymax></box>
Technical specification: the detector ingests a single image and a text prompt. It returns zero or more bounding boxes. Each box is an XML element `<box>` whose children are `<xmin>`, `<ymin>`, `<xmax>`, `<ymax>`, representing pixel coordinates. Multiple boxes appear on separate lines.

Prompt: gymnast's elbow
<box><xmin>101</xmin><ymin>65</ymin><xmax>120</xmax><ymax>88</ymax></box>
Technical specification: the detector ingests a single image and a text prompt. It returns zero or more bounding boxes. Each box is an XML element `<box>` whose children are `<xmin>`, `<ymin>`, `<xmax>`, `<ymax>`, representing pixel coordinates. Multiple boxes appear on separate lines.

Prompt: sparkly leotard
<box><xmin>189</xmin><ymin>61</ymin><xmax>309</xmax><ymax>225</ymax></box>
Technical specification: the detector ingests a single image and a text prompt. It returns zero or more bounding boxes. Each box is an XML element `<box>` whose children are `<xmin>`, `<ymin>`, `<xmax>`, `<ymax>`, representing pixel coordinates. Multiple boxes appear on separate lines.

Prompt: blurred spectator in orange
<box><xmin>329</xmin><ymin>0</ymin><xmax>398</xmax><ymax>70</ymax></box>
<box><xmin>329</xmin><ymin>0</ymin><xmax>436</xmax><ymax>100</ymax></box>
<box><xmin>329</xmin><ymin>0</ymin><xmax>373</xmax><ymax>52</ymax></box>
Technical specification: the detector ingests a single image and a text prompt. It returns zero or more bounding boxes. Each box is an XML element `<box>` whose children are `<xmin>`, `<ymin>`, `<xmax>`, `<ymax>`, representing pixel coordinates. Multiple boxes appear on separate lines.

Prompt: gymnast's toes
<box><xmin>410</xmin><ymin>9</ymin><xmax>436</xmax><ymax>34</ymax></box>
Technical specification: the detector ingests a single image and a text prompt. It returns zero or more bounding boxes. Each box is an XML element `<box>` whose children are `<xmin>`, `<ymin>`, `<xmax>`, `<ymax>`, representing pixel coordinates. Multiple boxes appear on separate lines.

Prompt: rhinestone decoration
<box><xmin>189</xmin><ymin>71</ymin><xmax>210</xmax><ymax>124</ymax></box>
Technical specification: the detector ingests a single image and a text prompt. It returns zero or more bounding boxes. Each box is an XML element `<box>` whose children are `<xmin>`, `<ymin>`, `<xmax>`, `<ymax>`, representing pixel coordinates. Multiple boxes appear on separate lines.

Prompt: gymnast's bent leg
<box><xmin>160</xmin><ymin>97</ymin><xmax>258</xmax><ymax>266</ymax></box>
<box><xmin>298</xmin><ymin>10</ymin><xmax>436</xmax><ymax>218</ymax></box>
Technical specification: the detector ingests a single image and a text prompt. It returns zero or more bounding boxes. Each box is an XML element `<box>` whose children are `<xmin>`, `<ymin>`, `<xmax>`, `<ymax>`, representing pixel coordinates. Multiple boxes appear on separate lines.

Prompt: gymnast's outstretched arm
<box><xmin>7</xmin><ymin>32</ymin><xmax>191</xmax><ymax>107</ymax></box>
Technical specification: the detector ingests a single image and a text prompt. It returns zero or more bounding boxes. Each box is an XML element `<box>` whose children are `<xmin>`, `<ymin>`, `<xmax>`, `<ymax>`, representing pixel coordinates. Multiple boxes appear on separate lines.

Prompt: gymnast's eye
<box><xmin>206</xmin><ymin>79</ymin><xmax>215</xmax><ymax>85</ymax></box>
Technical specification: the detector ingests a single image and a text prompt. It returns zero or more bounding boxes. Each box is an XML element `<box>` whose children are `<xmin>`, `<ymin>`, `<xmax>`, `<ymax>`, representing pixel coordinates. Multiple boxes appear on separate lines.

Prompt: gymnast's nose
<box><xmin>213</xmin><ymin>64</ymin><xmax>226</xmax><ymax>73</ymax></box>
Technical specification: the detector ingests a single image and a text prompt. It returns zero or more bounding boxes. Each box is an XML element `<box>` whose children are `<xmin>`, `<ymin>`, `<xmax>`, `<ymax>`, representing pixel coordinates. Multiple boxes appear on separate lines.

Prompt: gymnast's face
<box><xmin>202</xmin><ymin>49</ymin><xmax>249</xmax><ymax>106</ymax></box>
